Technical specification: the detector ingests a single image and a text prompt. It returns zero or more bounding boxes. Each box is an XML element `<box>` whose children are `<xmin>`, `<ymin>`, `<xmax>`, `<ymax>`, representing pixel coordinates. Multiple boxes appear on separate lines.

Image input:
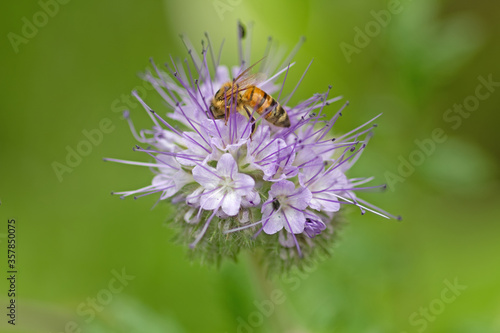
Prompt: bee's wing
<box><xmin>234</xmin><ymin>73</ymin><xmax>267</xmax><ymax>91</ymax></box>
<box><xmin>232</xmin><ymin>57</ymin><xmax>268</xmax><ymax>91</ymax></box>
<box><xmin>234</xmin><ymin>57</ymin><xmax>265</xmax><ymax>80</ymax></box>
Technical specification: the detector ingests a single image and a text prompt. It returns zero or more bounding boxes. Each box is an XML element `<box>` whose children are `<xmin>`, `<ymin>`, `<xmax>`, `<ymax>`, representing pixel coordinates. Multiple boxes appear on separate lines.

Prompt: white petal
<box><xmin>156</xmin><ymin>154</ymin><xmax>180</xmax><ymax>173</ymax></box>
<box><xmin>173</xmin><ymin>170</ymin><xmax>194</xmax><ymax>190</ymax></box>
<box><xmin>282</xmin><ymin>208</ymin><xmax>306</xmax><ymax>234</ymax></box>
<box><xmin>279</xmin><ymin>231</ymin><xmax>296</xmax><ymax>248</ymax></box>
<box><xmin>233</xmin><ymin>173</ymin><xmax>255</xmax><ymax>195</ymax></box>
<box><xmin>294</xmin><ymin>150</ymin><xmax>320</xmax><ymax>169</ymax></box>
<box><xmin>184</xmin><ymin>131</ymin><xmax>211</xmax><ymax>156</ymax></box>
<box><xmin>222</xmin><ymin>190</ymin><xmax>241</xmax><ymax>216</ymax></box>
<box><xmin>176</xmin><ymin>149</ymin><xmax>201</xmax><ymax>166</ymax></box>
<box><xmin>298</xmin><ymin>157</ymin><xmax>324</xmax><ymax>186</ymax></box>
<box><xmin>288</xmin><ymin>187</ymin><xmax>312</xmax><ymax>210</ymax></box>
<box><xmin>241</xmin><ymin>190</ymin><xmax>261</xmax><ymax>207</ymax></box>
<box><xmin>155</xmin><ymin>129</ymin><xmax>184</xmax><ymax>152</ymax></box>
<box><xmin>200</xmin><ymin>187</ymin><xmax>224</xmax><ymax>210</ymax></box>
<box><xmin>184</xmin><ymin>208</ymin><xmax>200</xmax><ymax>224</ymax></box>
<box><xmin>186</xmin><ymin>187</ymin><xmax>204</xmax><ymax>206</ymax></box>
<box><xmin>308</xmin><ymin>198</ymin><xmax>322</xmax><ymax>211</ymax></box>
<box><xmin>192</xmin><ymin>164</ymin><xmax>220</xmax><ymax>190</ymax></box>
<box><xmin>269</xmin><ymin>180</ymin><xmax>295</xmax><ymax>197</ymax></box>
<box><xmin>152</xmin><ymin>174</ymin><xmax>170</xmax><ymax>187</ymax></box>
<box><xmin>262</xmin><ymin>206</ymin><xmax>284</xmax><ymax>234</ymax></box>
<box><xmin>216</xmin><ymin>153</ymin><xmax>237</xmax><ymax>178</ymax></box>
<box><xmin>239</xmin><ymin>209</ymin><xmax>250</xmax><ymax>223</ymax></box>
<box><xmin>314</xmin><ymin>192</ymin><xmax>340</xmax><ymax>212</ymax></box>
<box><xmin>150</xmin><ymin>175</ymin><xmax>176</xmax><ymax>199</ymax></box>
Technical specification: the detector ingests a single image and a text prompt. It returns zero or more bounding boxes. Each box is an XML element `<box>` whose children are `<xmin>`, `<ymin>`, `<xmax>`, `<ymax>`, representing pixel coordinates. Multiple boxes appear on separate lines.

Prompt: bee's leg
<box><xmin>243</xmin><ymin>106</ymin><xmax>256</xmax><ymax>140</ymax></box>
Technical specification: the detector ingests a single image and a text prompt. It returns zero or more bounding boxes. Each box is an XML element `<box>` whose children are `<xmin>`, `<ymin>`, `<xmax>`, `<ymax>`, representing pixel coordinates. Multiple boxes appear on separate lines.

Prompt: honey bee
<box><xmin>209</xmin><ymin>60</ymin><xmax>290</xmax><ymax>128</ymax></box>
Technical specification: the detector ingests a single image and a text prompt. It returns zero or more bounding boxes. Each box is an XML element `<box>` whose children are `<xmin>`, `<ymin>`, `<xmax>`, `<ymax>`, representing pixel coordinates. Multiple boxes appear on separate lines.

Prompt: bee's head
<box><xmin>215</xmin><ymin>83</ymin><xmax>234</xmax><ymax>101</ymax></box>
<box><xmin>209</xmin><ymin>84</ymin><xmax>233</xmax><ymax>119</ymax></box>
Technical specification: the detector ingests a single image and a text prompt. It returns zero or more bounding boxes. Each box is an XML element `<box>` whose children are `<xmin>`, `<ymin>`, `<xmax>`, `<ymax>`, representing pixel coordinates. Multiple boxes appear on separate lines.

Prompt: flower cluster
<box><xmin>106</xmin><ymin>26</ymin><xmax>400</xmax><ymax>272</ymax></box>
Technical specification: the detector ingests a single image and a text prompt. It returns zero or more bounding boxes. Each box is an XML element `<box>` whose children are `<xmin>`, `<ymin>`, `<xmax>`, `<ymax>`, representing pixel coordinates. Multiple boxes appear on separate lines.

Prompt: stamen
<box><xmin>134</xmin><ymin>185</ymin><xmax>175</xmax><ymax>200</ymax></box>
<box><xmin>179</xmin><ymin>34</ymin><xmax>201</xmax><ymax>76</ymax></box>
<box><xmin>134</xmin><ymin>145</ymin><xmax>180</xmax><ymax>169</ymax></box>
<box><xmin>237</xmin><ymin>20</ymin><xmax>245</xmax><ymax>67</ymax></box>
<box><xmin>184</xmin><ymin>58</ymin><xmax>195</xmax><ymax>91</ymax></box>
<box><xmin>282</xmin><ymin>210</ymin><xmax>303</xmax><ymax>258</ymax></box>
<box><xmin>283</xmin><ymin>59</ymin><xmax>313</xmax><ymax>105</ymax></box>
<box><xmin>335</xmin><ymin>113</ymin><xmax>382</xmax><ymax>142</ymax></box>
<box><xmin>244</xmin><ymin>21</ymin><xmax>253</xmax><ymax>66</ymax></box>
<box><xmin>201</xmin><ymin>45</ymin><xmax>214</xmax><ymax>95</ymax></box>
<box><xmin>175</xmin><ymin>102</ymin><xmax>212</xmax><ymax>150</ymax></box>
<box><xmin>113</xmin><ymin>184</ymin><xmax>156</xmax><ymax>197</ymax></box>
<box><xmin>277</xmin><ymin>63</ymin><xmax>291</xmax><ymax>102</ymax></box>
<box><xmin>149</xmin><ymin>58</ymin><xmax>178</xmax><ymax>106</ymax></box>
<box><xmin>250</xmin><ymin>126</ymin><xmax>271</xmax><ymax>156</ymax></box>
<box><xmin>132</xmin><ymin>91</ymin><xmax>159</xmax><ymax>127</ymax></box>
<box><xmin>353</xmin><ymin>197</ymin><xmax>402</xmax><ymax>220</ymax></box>
<box><xmin>261</xmin><ymin>62</ymin><xmax>295</xmax><ymax>88</ymax></box>
<box><xmin>279</xmin><ymin>35</ymin><xmax>305</xmax><ymax>71</ymax></box>
<box><xmin>316</xmin><ymin>101</ymin><xmax>350</xmax><ymax>142</ymax></box>
<box><xmin>134</xmin><ymin>147</ymin><xmax>204</xmax><ymax>163</ymax></box>
<box><xmin>259</xmin><ymin>36</ymin><xmax>272</xmax><ymax>72</ymax></box>
<box><xmin>189</xmin><ymin>209</ymin><xmax>218</xmax><ymax>248</ymax></box>
<box><xmin>144</xmin><ymin>72</ymin><xmax>177</xmax><ymax>109</ymax></box>
<box><xmin>307</xmin><ymin>87</ymin><xmax>332</xmax><ymax>130</ymax></box>
<box><xmin>349</xmin><ymin>177</ymin><xmax>375</xmax><ymax>187</ymax></box>
<box><xmin>224</xmin><ymin>220</ymin><xmax>263</xmax><ymax>234</ymax></box>
<box><xmin>343</xmin><ymin>132</ymin><xmax>373</xmax><ymax>169</ymax></box>
<box><xmin>216</xmin><ymin>38</ymin><xmax>225</xmax><ymax>69</ymax></box>
<box><xmin>174</xmin><ymin>56</ymin><xmax>191</xmax><ymax>90</ymax></box>
<box><xmin>204</xmin><ymin>32</ymin><xmax>217</xmax><ymax>74</ymax></box>
<box><xmin>103</xmin><ymin>158</ymin><xmax>179</xmax><ymax>170</ymax></box>
<box><xmin>339</xmin><ymin>125</ymin><xmax>375</xmax><ymax>144</ymax></box>
<box><xmin>123</xmin><ymin>110</ymin><xmax>147</xmax><ymax>143</ymax></box>
<box><xmin>169</xmin><ymin>55</ymin><xmax>206</xmax><ymax>113</ymax></box>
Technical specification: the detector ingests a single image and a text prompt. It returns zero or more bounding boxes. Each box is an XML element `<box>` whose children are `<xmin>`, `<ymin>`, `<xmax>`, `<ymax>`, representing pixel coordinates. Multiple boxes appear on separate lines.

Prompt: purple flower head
<box><xmin>106</xmin><ymin>24</ymin><xmax>400</xmax><ymax>272</ymax></box>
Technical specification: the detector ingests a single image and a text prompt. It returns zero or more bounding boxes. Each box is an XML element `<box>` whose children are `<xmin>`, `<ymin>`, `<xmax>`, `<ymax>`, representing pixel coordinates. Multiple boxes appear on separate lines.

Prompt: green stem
<box><xmin>247</xmin><ymin>251</ymin><xmax>308</xmax><ymax>333</ymax></box>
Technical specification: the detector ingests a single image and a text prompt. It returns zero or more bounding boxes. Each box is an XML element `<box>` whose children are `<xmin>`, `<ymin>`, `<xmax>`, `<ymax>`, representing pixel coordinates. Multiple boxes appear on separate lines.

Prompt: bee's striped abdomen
<box><xmin>242</xmin><ymin>86</ymin><xmax>290</xmax><ymax>127</ymax></box>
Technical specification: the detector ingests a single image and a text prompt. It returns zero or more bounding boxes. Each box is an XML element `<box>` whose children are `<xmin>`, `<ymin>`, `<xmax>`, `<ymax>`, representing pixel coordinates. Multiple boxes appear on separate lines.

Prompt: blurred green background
<box><xmin>1</xmin><ymin>0</ymin><xmax>499</xmax><ymax>332</ymax></box>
